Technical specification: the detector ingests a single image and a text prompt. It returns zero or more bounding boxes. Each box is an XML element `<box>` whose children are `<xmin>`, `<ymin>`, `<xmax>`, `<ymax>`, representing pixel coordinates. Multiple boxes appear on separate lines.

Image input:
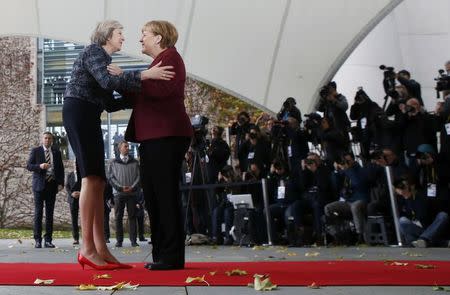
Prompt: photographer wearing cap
<box><xmin>315</xmin><ymin>81</ymin><xmax>351</xmax><ymax>139</ymax></box>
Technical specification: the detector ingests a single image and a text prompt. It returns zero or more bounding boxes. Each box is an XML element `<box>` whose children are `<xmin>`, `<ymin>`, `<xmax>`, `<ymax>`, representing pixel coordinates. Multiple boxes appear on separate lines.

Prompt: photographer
<box><xmin>315</xmin><ymin>81</ymin><xmax>351</xmax><ymax>137</ymax></box>
<box><xmin>285</xmin><ymin>117</ymin><xmax>309</xmax><ymax>175</ymax></box>
<box><xmin>434</xmin><ymin>90</ymin><xmax>450</xmax><ymax>184</ymax></box>
<box><xmin>397</xmin><ymin>70</ymin><xmax>423</xmax><ymax>106</ymax></box>
<box><xmin>290</xmin><ymin>152</ymin><xmax>336</xmax><ymax>244</ymax></box>
<box><xmin>267</xmin><ymin>160</ymin><xmax>303</xmax><ymax>244</ymax></box>
<box><xmin>277</xmin><ymin>97</ymin><xmax>302</xmax><ymax>123</ymax></box>
<box><xmin>244</xmin><ymin>126</ymin><xmax>271</xmax><ymax>177</ymax></box>
<box><xmin>325</xmin><ymin>152</ymin><xmax>370</xmax><ymax>244</ymax></box>
<box><xmin>349</xmin><ymin>88</ymin><xmax>384</xmax><ymax>161</ymax></box>
<box><xmin>319</xmin><ymin>117</ymin><xmax>349</xmax><ymax>167</ymax></box>
<box><xmin>211</xmin><ymin>165</ymin><xmax>240</xmax><ymax>245</ymax></box>
<box><xmin>397</xmin><ymin>98</ymin><xmax>438</xmax><ymax>164</ymax></box>
<box><xmin>229</xmin><ymin>111</ymin><xmax>255</xmax><ymax>171</ymax></box>
<box><xmin>206</xmin><ymin>126</ymin><xmax>231</xmax><ymax>184</ymax></box>
<box><xmin>394</xmin><ymin>177</ymin><xmax>449</xmax><ymax>248</ymax></box>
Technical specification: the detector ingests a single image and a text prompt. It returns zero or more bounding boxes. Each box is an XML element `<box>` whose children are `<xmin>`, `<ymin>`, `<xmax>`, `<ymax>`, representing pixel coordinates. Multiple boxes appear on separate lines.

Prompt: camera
<box><xmin>249</xmin><ymin>132</ymin><xmax>258</xmax><ymax>140</ymax></box>
<box><xmin>304</xmin><ymin>113</ymin><xmax>322</xmax><ymax>130</ymax></box>
<box><xmin>404</xmin><ymin>105</ymin><xmax>415</xmax><ymax>114</ymax></box>
<box><xmin>379</xmin><ymin>65</ymin><xmax>398</xmax><ymax>99</ymax></box>
<box><xmin>435</xmin><ymin>69</ymin><xmax>450</xmax><ymax>98</ymax></box>
<box><xmin>354</xmin><ymin>87</ymin><xmax>369</xmax><ymax>104</ymax></box>
<box><xmin>190</xmin><ymin>115</ymin><xmax>209</xmax><ymax>152</ymax></box>
<box><xmin>305</xmin><ymin>158</ymin><xmax>316</xmax><ymax>165</ymax></box>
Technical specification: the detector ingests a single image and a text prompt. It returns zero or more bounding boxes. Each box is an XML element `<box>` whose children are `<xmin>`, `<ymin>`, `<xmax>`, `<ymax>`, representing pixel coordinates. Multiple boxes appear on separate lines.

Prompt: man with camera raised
<box><xmin>349</xmin><ymin>88</ymin><xmax>384</xmax><ymax>161</ymax></box>
<box><xmin>398</xmin><ymin>98</ymin><xmax>437</xmax><ymax>166</ymax></box>
<box><xmin>315</xmin><ymin>81</ymin><xmax>351</xmax><ymax>140</ymax></box>
<box><xmin>229</xmin><ymin>111</ymin><xmax>255</xmax><ymax>172</ymax></box>
<box><xmin>397</xmin><ymin>70</ymin><xmax>423</xmax><ymax>106</ymax></box>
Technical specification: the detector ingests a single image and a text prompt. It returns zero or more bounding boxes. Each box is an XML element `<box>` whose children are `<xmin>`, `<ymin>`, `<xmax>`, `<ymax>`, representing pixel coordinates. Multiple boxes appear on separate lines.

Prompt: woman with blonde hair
<box><xmin>63</xmin><ymin>19</ymin><xmax>174</xmax><ymax>270</ymax></box>
<box><xmin>109</xmin><ymin>20</ymin><xmax>192</xmax><ymax>270</ymax></box>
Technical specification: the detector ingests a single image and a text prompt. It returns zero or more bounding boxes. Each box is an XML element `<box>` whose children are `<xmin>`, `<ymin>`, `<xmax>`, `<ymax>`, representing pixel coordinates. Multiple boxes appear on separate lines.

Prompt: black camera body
<box><xmin>190</xmin><ymin>115</ymin><xmax>209</xmax><ymax>152</ymax></box>
<box><xmin>435</xmin><ymin>69</ymin><xmax>450</xmax><ymax>97</ymax></box>
<box><xmin>379</xmin><ymin>65</ymin><xmax>397</xmax><ymax>98</ymax></box>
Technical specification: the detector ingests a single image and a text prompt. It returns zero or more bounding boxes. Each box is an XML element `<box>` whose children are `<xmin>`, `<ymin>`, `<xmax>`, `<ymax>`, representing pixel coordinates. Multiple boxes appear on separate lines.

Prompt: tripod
<box><xmin>184</xmin><ymin>147</ymin><xmax>213</xmax><ymax>238</ymax></box>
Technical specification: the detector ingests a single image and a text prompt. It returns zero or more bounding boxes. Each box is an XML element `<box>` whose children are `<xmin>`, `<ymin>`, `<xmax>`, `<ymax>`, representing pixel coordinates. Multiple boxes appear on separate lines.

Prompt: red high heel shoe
<box><xmin>77</xmin><ymin>252</ymin><xmax>119</xmax><ymax>270</ymax></box>
<box><xmin>105</xmin><ymin>260</ymin><xmax>133</xmax><ymax>269</ymax></box>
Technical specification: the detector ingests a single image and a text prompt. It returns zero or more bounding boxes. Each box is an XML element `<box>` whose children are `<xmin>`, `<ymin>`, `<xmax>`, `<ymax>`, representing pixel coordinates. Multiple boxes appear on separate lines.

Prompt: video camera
<box><xmin>379</xmin><ymin>65</ymin><xmax>398</xmax><ymax>99</ymax></box>
<box><xmin>190</xmin><ymin>115</ymin><xmax>209</xmax><ymax>152</ymax></box>
<box><xmin>434</xmin><ymin>69</ymin><xmax>450</xmax><ymax>98</ymax></box>
<box><xmin>319</xmin><ymin>81</ymin><xmax>336</xmax><ymax>99</ymax></box>
<box><xmin>303</xmin><ymin>112</ymin><xmax>322</xmax><ymax>146</ymax></box>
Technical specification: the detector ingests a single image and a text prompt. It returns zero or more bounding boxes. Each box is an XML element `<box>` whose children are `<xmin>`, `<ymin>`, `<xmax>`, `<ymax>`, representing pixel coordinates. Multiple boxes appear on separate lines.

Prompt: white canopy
<box><xmin>0</xmin><ymin>0</ymin><xmax>401</xmax><ymax>113</ymax></box>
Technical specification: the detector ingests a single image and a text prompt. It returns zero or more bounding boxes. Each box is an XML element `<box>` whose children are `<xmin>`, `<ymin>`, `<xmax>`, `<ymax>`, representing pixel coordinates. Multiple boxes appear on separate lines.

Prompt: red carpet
<box><xmin>0</xmin><ymin>261</ymin><xmax>449</xmax><ymax>286</ymax></box>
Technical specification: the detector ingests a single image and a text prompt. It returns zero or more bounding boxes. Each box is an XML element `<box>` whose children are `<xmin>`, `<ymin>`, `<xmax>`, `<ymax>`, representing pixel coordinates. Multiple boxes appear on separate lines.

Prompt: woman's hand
<box><xmin>141</xmin><ymin>61</ymin><xmax>175</xmax><ymax>80</ymax></box>
<box><xmin>107</xmin><ymin>64</ymin><xmax>123</xmax><ymax>76</ymax></box>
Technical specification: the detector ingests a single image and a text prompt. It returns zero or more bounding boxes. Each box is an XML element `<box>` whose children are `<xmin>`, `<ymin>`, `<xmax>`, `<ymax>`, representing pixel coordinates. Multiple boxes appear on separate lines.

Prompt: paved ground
<box><xmin>0</xmin><ymin>238</ymin><xmax>448</xmax><ymax>294</ymax></box>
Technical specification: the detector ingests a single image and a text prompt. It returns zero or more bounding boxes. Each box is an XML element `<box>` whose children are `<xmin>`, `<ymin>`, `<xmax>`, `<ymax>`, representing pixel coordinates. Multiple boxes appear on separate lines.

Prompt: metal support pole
<box><xmin>385</xmin><ymin>166</ymin><xmax>403</xmax><ymax>246</ymax></box>
<box><xmin>261</xmin><ymin>178</ymin><xmax>273</xmax><ymax>246</ymax></box>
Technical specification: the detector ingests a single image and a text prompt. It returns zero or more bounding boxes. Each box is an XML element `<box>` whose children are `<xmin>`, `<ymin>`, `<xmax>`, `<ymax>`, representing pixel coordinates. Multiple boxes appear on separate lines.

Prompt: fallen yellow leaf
<box><xmin>305</xmin><ymin>252</ymin><xmax>320</xmax><ymax>257</ymax></box>
<box><xmin>76</xmin><ymin>284</ymin><xmax>97</xmax><ymax>290</ymax></box>
<box><xmin>308</xmin><ymin>282</ymin><xmax>320</xmax><ymax>289</ymax></box>
<box><xmin>34</xmin><ymin>278</ymin><xmax>54</xmax><ymax>285</ymax></box>
<box><xmin>225</xmin><ymin>269</ymin><xmax>248</xmax><ymax>276</ymax></box>
<box><xmin>287</xmin><ymin>252</ymin><xmax>297</xmax><ymax>257</ymax></box>
<box><xmin>209</xmin><ymin>271</ymin><xmax>217</xmax><ymax>276</ymax></box>
<box><xmin>390</xmin><ymin>261</ymin><xmax>408</xmax><ymax>266</ymax></box>
<box><xmin>415</xmin><ymin>264</ymin><xmax>436</xmax><ymax>269</ymax></box>
<box><xmin>93</xmin><ymin>274</ymin><xmax>112</xmax><ymax>280</ymax></box>
<box><xmin>250</xmin><ymin>274</ymin><xmax>277</xmax><ymax>291</ymax></box>
<box><xmin>185</xmin><ymin>275</ymin><xmax>209</xmax><ymax>286</ymax></box>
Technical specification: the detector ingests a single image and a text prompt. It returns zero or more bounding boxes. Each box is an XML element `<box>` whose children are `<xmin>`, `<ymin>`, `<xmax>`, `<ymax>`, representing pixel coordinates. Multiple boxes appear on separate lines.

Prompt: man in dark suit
<box><xmin>27</xmin><ymin>132</ymin><xmax>64</xmax><ymax>248</ymax></box>
<box><xmin>65</xmin><ymin>160</ymin><xmax>81</xmax><ymax>245</ymax></box>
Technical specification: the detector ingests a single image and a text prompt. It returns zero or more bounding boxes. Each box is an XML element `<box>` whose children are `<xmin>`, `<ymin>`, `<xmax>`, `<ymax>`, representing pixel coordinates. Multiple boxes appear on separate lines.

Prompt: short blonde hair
<box><xmin>142</xmin><ymin>20</ymin><xmax>178</xmax><ymax>49</ymax></box>
<box><xmin>90</xmin><ymin>20</ymin><xmax>123</xmax><ymax>46</ymax></box>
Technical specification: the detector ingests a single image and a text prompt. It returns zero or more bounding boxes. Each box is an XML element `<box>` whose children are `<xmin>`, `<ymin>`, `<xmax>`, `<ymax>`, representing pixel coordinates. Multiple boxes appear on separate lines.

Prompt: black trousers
<box><xmin>140</xmin><ymin>136</ymin><xmax>190</xmax><ymax>265</ymax></box>
<box><xmin>33</xmin><ymin>181</ymin><xmax>57</xmax><ymax>242</ymax></box>
<box><xmin>114</xmin><ymin>195</ymin><xmax>137</xmax><ymax>243</ymax></box>
<box><xmin>69</xmin><ymin>200</ymin><xmax>79</xmax><ymax>241</ymax></box>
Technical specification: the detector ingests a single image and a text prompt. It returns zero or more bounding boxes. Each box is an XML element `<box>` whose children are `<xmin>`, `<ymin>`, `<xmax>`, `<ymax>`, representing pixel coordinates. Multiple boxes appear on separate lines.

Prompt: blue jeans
<box><xmin>399</xmin><ymin>212</ymin><xmax>449</xmax><ymax>245</ymax></box>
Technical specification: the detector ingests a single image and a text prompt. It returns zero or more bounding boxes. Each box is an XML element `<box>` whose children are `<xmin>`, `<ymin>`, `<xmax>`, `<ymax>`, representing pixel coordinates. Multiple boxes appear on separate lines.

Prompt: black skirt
<box><xmin>63</xmin><ymin>97</ymin><xmax>106</xmax><ymax>180</ymax></box>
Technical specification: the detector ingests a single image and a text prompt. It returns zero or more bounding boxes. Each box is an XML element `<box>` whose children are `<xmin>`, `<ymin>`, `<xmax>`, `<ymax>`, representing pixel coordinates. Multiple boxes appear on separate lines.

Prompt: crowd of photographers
<box><xmin>183</xmin><ymin>61</ymin><xmax>450</xmax><ymax>248</ymax></box>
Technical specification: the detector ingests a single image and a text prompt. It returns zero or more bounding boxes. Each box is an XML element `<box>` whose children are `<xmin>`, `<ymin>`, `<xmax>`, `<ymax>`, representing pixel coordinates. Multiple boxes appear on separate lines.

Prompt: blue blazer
<box><xmin>27</xmin><ymin>146</ymin><xmax>64</xmax><ymax>192</ymax></box>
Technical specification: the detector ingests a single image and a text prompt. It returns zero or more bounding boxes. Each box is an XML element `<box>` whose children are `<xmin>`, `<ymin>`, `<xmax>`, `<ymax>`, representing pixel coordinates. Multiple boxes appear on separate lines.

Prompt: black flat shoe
<box><xmin>35</xmin><ymin>241</ymin><xmax>42</xmax><ymax>248</ymax></box>
<box><xmin>44</xmin><ymin>241</ymin><xmax>55</xmax><ymax>248</ymax></box>
<box><xmin>144</xmin><ymin>262</ymin><xmax>184</xmax><ymax>271</ymax></box>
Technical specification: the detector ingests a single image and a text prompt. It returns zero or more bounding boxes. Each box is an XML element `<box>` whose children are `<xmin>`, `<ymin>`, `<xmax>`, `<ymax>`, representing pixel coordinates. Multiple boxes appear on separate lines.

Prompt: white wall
<box><xmin>334</xmin><ymin>0</ymin><xmax>450</xmax><ymax>112</ymax></box>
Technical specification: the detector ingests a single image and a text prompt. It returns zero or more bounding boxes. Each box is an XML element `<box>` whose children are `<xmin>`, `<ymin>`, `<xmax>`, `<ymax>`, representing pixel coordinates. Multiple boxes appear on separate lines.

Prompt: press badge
<box><xmin>288</xmin><ymin>145</ymin><xmax>292</xmax><ymax>157</ymax></box>
<box><xmin>427</xmin><ymin>183</ymin><xmax>437</xmax><ymax>198</ymax></box>
<box><xmin>185</xmin><ymin>172</ymin><xmax>192</xmax><ymax>184</ymax></box>
<box><xmin>361</xmin><ymin>117</ymin><xmax>367</xmax><ymax>129</ymax></box>
<box><xmin>277</xmin><ymin>186</ymin><xmax>285</xmax><ymax>199</ymax></box>
<box><xmin>445</xmin><ymin>123</ymin><xmax>450</xmax><ymax>135</ymax></box>
<box><xmin>248</xmin><ymin>152</ymin><xmax>255</xmax><ymax>159</ymax></box>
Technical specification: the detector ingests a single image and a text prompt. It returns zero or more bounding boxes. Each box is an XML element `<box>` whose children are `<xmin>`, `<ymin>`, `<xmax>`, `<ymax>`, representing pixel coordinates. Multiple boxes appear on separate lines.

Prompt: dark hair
<box><xmin>237</xmin><ymin>111</ymin><xmax>250</xmax><ymax>120</ymax></box>
<box><xmin>328</xmin><ymin>81</ymin><xmax>337</xmax><ymax>89</ymax></box>
<box><xmin>398</xmin><ymin>70</ymin><xmax>410</xmax><ymax>77</ymax></box>
<box><xmin>43</xmin><ymin>131</ymin><xmax>53</xmax><ymax>137</ymax></box>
